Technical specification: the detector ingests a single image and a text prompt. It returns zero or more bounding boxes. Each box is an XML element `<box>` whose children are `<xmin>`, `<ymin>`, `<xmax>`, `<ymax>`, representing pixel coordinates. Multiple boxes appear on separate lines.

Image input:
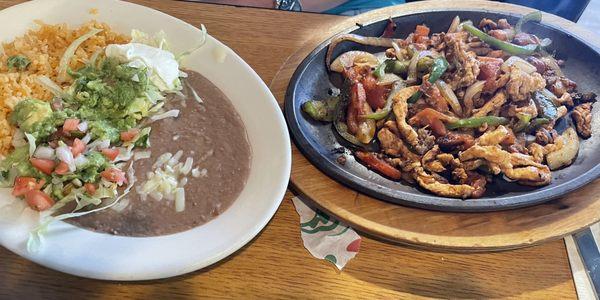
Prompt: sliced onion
<box><xmin>463</xmin><ymin>80</ymin><xmax>486</xmax><ymax>116</ymax></box>
<box><xmin>98</xmin><ymin>140</ymin><xmax>110</xmax><ymax>150</ymax></box>
<box><xmin>373</xmin><ymin>51</ymin><xmax>388</xmax><ymax>63</ymax></box>
<box><xmin>391</xmin><ymin>42</ymin><xmax>403</xmax><ymax>61</ymax></box>
<box><xmin>81</xmin><ymin>134</ymin><xmax>92</xmax><ymax>145</ymax></box>
<box><xmin>77</xmin><ymin>121</ymin><xmax>88</xmax><ymax>132</ymax></box>
<box><xmin>56</xmin><ymin>145</ymin><xmax>75</xmax><ymax>172</ymax></box>
<box><xmin>24</xmin><ymin>133</ymin><xmax>36</xmax><ymax>157</ymax></box>
<box><xmin>407</xmin><ymin>50</ymin><xmax>437</xmax><ymax>84</ymax></box>
<box><xmin>174</xmin><ymin>188</ymin><xmax>185</xmax><ymax>212</ymax></box>
<box><xmin>74</xmin><ymin>155</ymin><xmax>88</xmax><ymax>168</ymax></box>
<box><xmin>501</xmin><ymin>56</ymin><xmax>537</xmax><ymax>74</ymax></box>
<box><xmin>150</xmin><ymin>109</ymin><xmax>180</xmax><ymax>121</ymax></box>
<box><xmin>377</xmin><ymin>73</ymin><xmax>402</xmax><ymax>86</ymax></box>
<box><xmin>86</xmin><ymin>139</ymin><xmax>110</xmax><ymax>152</ymax></box>
<box><xmin>436</xmin><ymin>80</ymin><xmax>463</xmax><ymax>117</ymax></box>
<box><xmin>34</xmin><ymin>146</ymin><xmax>55</xmax><ymax>160</ymax></box>
<box><xmin>448</xmin><ymin>16</ymin><xmax>460</xmax><ymax>33</ymax></box>
<box><xmin>540</xmin><ymin>56</ymin><xmax>563</xmax><ymax>77</ymax></box>
<box><xmin>326</xmin><ymin>34</ymin><xmax>404</xmax><ymax>69</ymax></box>
<box><xmin>330</xmin><ymin>51</ymin><xmax>379</xmax><ymax>73</ymax></box>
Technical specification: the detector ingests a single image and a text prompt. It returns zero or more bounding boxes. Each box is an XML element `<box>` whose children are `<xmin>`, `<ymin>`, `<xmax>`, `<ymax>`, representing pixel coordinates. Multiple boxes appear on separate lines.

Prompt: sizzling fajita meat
<box><xmin>303</xmin><ymin>12</ymin><xmax>596</xmax><ymax>199</ymax></box>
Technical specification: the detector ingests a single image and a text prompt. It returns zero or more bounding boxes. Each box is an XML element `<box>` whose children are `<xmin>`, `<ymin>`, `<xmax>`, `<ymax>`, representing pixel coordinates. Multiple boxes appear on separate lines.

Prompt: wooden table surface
<box><xmin>0</xmin><ymin>0</ymin><xmax>578</xmax><ymax>298</ymax></box>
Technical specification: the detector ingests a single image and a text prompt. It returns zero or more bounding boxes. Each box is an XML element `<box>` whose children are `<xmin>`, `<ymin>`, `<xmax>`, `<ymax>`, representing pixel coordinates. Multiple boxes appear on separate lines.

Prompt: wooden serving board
<box><xmin>270</xmin><ymin>0</ymin><xmax>600</xmax><ymax>252</ymax></box>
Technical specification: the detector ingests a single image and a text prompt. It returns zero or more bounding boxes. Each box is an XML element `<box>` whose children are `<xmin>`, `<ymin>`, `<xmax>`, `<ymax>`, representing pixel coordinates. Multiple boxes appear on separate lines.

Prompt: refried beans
<box><xmin>68</xmin><ymin>70</ymin><xmax>251</xmax><ymax>236</ymax></box>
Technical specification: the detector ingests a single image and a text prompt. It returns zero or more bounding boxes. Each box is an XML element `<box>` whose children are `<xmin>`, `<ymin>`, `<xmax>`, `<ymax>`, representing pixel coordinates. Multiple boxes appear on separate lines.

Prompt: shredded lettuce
<box><xmin>57</xmin><ymin>28</ymin><xmax>103</xmax><ymax>82</ymax></box>
<box><xmin>176</xmin><ymin>24</ymin><xmax>208</xmax><ymax>64</ymax></box>
<box><xmin>36</xmin><ymin>76</ymin><xmax>67</xmax><ymax>99</ymax></box>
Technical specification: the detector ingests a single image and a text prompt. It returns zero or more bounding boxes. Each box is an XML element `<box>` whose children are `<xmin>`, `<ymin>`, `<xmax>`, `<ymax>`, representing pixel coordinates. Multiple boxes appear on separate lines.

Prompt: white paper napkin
<box><xmin>292</xmin><ymin>196</ymin><xmax>361</xmax><ymax>270</ymax></box>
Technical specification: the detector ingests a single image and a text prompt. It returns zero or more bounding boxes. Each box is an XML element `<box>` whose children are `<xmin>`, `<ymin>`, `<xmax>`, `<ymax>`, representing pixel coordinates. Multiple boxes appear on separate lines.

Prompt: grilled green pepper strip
<box><xmin>302</xmin><ymin>97</ymin><xmax>339</xmax><ymax>122</ymax></box>
<box><xmin>386</xmin><ymin>58</ymin><xmax>433</xmax><ymax>75</ymax></box>
<box><xmin>533</xmin><ymin>91</ymin><xmax>558</xmax><ymax>120</ymax></box>
<box><xmin>513</xmin><ymin>113</ymin><xmax>533</xmax><ymax>132</ymax></box>
<box><xmin>515</xmin><ymin>11</ymin><xmax>542</xmax><ymax>33</ymax></box>
<box><xmin>408</xmin><ymin>57</ymin><xmax>449</xmax><ymax>103</ymax></box>
<box><xmin>364</xmin><ymin>81</ymin><xmax>405</xmax><ymax>120</ymax></box>
<box><xmin>373</xmin><ymin>61</ymin><xmax>387</xmax><ymax>79</ymax></box>
<box><xmin>463</xmin><ymin>24</ymin><xmax>538</xmax><ymax>56</ymax></box>
<box><xmin>447</xmin><ymin>116</ymin><xmax>508</xmax><ymax>130</ymax></box>
<box><xmin>527</xmin><ymin>117</ymin><xmax>550</xmax><ymax>131</ymax></box>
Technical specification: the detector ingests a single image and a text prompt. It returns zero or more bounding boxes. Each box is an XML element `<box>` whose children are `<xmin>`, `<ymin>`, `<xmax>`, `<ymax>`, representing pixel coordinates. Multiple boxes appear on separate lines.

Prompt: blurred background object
<box><xmin>496</xmin><ymin>0</ymin><xmax>591</xmax><ymax>21</ymax></box>
<box><xmin>192</xmin><ymin>0</ymin><xmax>599</xmax><ymax>31</ymax></box>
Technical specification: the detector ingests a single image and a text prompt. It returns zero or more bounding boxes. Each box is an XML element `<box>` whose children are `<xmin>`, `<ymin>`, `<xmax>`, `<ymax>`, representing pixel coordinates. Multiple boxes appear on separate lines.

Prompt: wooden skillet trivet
<box><xmin>269</xmin><ymin>0</ymin><xmax>600</xmax><ymax>252</ymax></box>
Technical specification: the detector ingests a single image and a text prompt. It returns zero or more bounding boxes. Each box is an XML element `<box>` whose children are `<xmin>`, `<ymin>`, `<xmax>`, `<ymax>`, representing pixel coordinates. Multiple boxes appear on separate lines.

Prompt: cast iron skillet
<box><xmin>284</xmin><ymin>9</ymin><xmax>600</xmax><ymax>212</ymax></box>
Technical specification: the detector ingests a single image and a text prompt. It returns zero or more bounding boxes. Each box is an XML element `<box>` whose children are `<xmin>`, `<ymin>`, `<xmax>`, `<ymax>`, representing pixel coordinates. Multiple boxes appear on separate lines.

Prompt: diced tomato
<box><xmin>355</xmin><ymin>151</ymin><xmax>402</xmax><ymax>180</ymax></box>
<box><xmin>120</xmin><ymin>128</ymin><xmax>140</xmax><ymax>142</ymax></box>
<box><xmin>62</xmin><ymin>118</ymin><xmax>80</xmax><ymax>132</ymax></box>
<box><xmin>29</xmin><ymin>158</ymin><xmax>56</xmax><ymax>175</ymax></box>
<box><xmin>101</xmin><ymin>148</ymin><xmax>120</xmax><ymax>161</ymax></box>
<box><xmin>101</xmin><ymin>168</ymin><xmax>127</xmax><ymax>185</ymax></box>
<box><xmin>409</xmin><ymin>108</ymin><xmax>449</xmax><ymax>136</ymax></box>
<box><xmin>414</xmin><ymin>25</ymin><xmax>430</xmax><ymax>38</ymax></box>
<box><xmin>71</xmin><ymin>138</ymin><xmax>85</xmax><ymax>157</ymax></box>
<box><xmin>84</xmin><ymin>183</ymin><xmax>97</xmax><ymax>195</ymax></box>
<box><xmin>362</xmin><ymin>75</ymin><xmax>390</xmax><ymax>110</ymax></box>
<box><xmin>24</xmin><ymin>190</ymin><xmax>55</xmax><ymax>211</ymax></box>
<box><xmin>421</xmin><ymin>82</ymin><xmax>449</xmax><ymax>113</ymax></box>
<box><xmin>12</xmin><ymin>177</ymin><xmax>45</xmax><ymax>197</ymax></box>
<box><xmin>54</xmin><ymin>161</ymin><xmax>70</xmax><ymax>175</ymax></box>
<box><xmin>70</xmin><ymin>138</ymin><xmax>86</xmax><ymax>158</ymax></box>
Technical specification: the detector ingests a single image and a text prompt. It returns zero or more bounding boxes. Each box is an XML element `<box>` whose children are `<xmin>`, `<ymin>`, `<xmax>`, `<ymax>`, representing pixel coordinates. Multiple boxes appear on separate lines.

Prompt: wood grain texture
<box><xmin>271</xmin><ymin>0</ymin><xmax>600</xmax><ymax>251</ymax></box>
<box><xmin>0</xmin><ymin>0</ymin><xmax>577</xmax><ymax>298</ymax></box>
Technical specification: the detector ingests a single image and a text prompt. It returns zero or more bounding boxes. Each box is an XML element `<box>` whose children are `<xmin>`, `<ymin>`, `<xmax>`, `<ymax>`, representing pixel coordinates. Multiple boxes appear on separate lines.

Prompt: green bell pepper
<box><xmin>447</xmin><ymin>116</ymin><xmax>509</xmax><ymax>130</ymax></box>
<box><xmin>408</xmin><ymin>57</ymin><xmax>449</xmax><ymax>103</ymax></box>
<box><xmin>463</xmin><ymin>24</ymin><xmax>538</xmax><ymax>56</ymax></box>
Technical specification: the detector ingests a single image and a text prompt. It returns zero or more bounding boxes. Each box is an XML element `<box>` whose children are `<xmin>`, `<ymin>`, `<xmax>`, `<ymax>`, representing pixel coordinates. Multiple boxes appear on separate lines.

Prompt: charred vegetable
<box><xmin>364</xmin><ymin>81</ymin><xmax>405</xmax><ymax>120</ymax></box>
<box><xmin>447</xmin><ymin>116</ymin><xmax>508</xmax><ymax>130</ymax></box>
<box><xmin>302</xmin><ymin>97</ymin><xmax>339</xmax><ymax>122</ymax></box>
<box><xmin>408</xmin><ymin>57</ymin><xmax>449</xmax><ymax>103</ymax></box>
<box><xmin>463</xmin><ymin>24</ymin><xmax>538</xmax><ymax>55</ymax></box>
<box><xmin>533</xmin><ymin>91</ymin><xmax>558</xmax><ymax>120</ymax></box>
<box><xmin>330</xmin><ymin>51</ymin><xmax>379</xmax><ymax>73</ymax></box>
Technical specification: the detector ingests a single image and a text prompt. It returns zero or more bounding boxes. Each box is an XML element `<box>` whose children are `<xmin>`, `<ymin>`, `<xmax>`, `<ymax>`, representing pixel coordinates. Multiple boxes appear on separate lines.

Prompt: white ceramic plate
<box><xmin>0</xmin><ymin>0</ymin><xmax>291</xmax><ymax>281</ymax></box>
